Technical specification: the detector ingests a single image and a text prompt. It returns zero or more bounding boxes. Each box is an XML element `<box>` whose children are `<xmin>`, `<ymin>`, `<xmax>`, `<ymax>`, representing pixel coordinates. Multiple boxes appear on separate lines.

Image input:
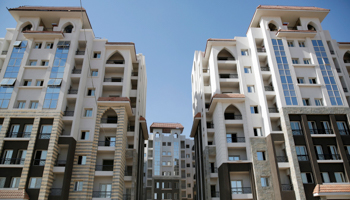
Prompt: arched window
<box><xmin>268</xmin><ymin>23</ymin><xmax>278</xmax><ymax>31</ymax></box>
<box><xmin>64</xmin><ymin>25</ymin><xmax>74</xmax><ymax>33</ymax></box>
<box><xmin>217</xmin><ymin>49</ymin><xmax>235</xmax><ymax>61</ymax></box>
<box><xmin>307</xmin><ymin>24</ymin><xmax>316</xmax><ymax>31</ymax></box>
<box><xmin>224</xmin><ymin>105</ymin><xmax>242</xmax><ymax>120</ymax></box>
<box><xmin>101</xmin><ymin>108</ymin><xmax>118</xmax><ymax>124</ymax></box>
<box><xmin>106</xmin><ymin>51</ymin><xmax>125</xmax><ymax>64</ymax></box>
<box><xmin>344</xmin><ymin>51</ymin><xmax>350</xmax><ymax>64</ymax></box>
<box><xmin>22</xmin><ymin>24</ymin><xmax>32</xmax><ymax>32</ymax></box>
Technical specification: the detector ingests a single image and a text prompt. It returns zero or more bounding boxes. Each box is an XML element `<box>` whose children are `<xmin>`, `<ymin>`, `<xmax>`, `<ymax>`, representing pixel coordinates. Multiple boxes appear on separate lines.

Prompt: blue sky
<box><xmin>0</xmin><ymin>0</ymin><xmax>349</xmax><ymax>137</ymax></box>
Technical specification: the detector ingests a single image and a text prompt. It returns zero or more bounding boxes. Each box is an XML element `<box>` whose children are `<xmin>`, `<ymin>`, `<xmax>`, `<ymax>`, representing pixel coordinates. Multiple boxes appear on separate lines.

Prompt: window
<box><xmin>40</xmin><ymin>125</ymin><xmax>52</xmax><ymax>139</ymax></box>
<box><xmin>297</xmin><ymin>78</ymin><xmax>304</xmax><ymax>84</ymax></box>
<box><xmin>299</xmin><ymin>41</ymin><xmax>306</xmax><ymax>47</ymax></box>
<box><xmin>87</xmin><ymin>89</ymin><xmax>95</xmax><ymax>96</ymax></box>
<box><xmin>22</xmin><ymin>24</ymin><xmax>32</xmax><ymax>32</ymax></box>
<box><xmin>187</xmin><ymin>163</ymin><xmax>190</xmax><ymax>167</ymax></box>
<box><xmin>162</xmin><ymin>151</ymin><xmax>166</xmax><ymax>156</ymax></box>
<box><xmin>17</xmin><ymin>101</ymin><xmax>26</xmax><ymax>109</ymax></box>
<box><xmin>337</xmin><ymin>122</ymin><xmax>349</xmax><ymax>135</ymax></box>
<box><xmin>64</xmin><ymin>25</ymin><xmax>74</xmax><ymax>33</ymax></box>
<box><xmin>287</xmin><ymin>41</ymin><xmax>294</xmax><ymax>47</ymax></box>
<box><xmin>302</xmin><ymin>98</ymin><xmax>310</xmax><ymax>106</ymax></box>
<box><xmin>162</xmin><ymin>142</ymin><xmax>166</xmax><ymax>146</ymax></box>
<box><xmin>188</xmin><ymin>194</ymin><xmax>191</xmax><ymax>198</ymax></box>
<box><xmin>244</xmin><ymin>67</ymin><xmax>252</xmax><ymax>73</ymax></box>
<box><xmin>304</xmin><ymin>59</ymin><xmax>311</xmax><ymax>64</ymax></box>
<box><xmin>91</xmin><ymin>70</ymin><xmax>98</xmax><ymax>77</ymax></box>
<box><xmin>29</xmin><ymin>60</ymin><xmax>37</xmax><ymax>66</ymax></box>
<box><xmin>43</xmin><ymin>86</ymin><xmax>60</xmax><ymax>108</ymax></box>
<box><xmin>315</xmin><ymin>99</ymin><xmax>323</xmax><ymax>106</ymax></box>
<box><xmin>335</xmin><ymin>172</ymin><xmax>346</xmax><ymax>183</ymax></box>
<box><xmin>186</xmin><ymin>144</ymin><xmax>190</xmax><ymax>148</ymax></box>
<box><xmin>241</xmin><ymin>50</ymin><xmax>249</xmax><ymax>56</ymax></box>
<box><xmin>23</xmin><ymin>80</ymin><xmax>32</xmax><ymax>86</ymax></box>
<box><xmin>296</xmin><ymin>146</ymin><xmax>308</xmax><ymax>161</ymax></box>
<box><xmin>167</xmin><ymin>142</ymin><xmax>171</xmax><ymax>146</ymax></box>
<box><xmin>309</xmin><ymin>78</ymin><xmax>317</xmax><ymax>84</ymax></box>
<box><xmin>0</xmin><ymin>86</ymin><xmax>13</xmax><ymax>108</ymax></box>
<box><xmin>292</xmin><ymin>58</ymin><xmax>299</xmax><ymax>64</ymax></box>
<box><xmin>84</xmin><ymin>109</ymin><xmax>93</xmax><ymax>117</ymax></box>
<box><xmin>257</xmin><ymin>151</ymin><xmax>266</xmax><ymax>160</ymax></box>
<box><xmin>228</xmin><ymin>155</ymin><xmax>240</xmax><ymax>161</ymax></box>
<box><xmin>321</xmin><ymin>172</ymin><xmax>330</xmax><ymax>183</ymax></box>
<box><xmin>10</xmin><ymin>177</ymin><xmax>20</xmax><ymax>188</ymax></box>
<box><xmin>81</xmin><ymin>131</ymin><xmax>89</xmax><ymax>140</ymax></box>
<box><xmin>34</xmin><ymin>150</ymin><xmax>47</xmax><ymax>165</ymax></box>
<box><xmin>29</xmin><ymin>177</ymin><xmax>42</xmax><ymax>188</ymax></box>
<box><xmin>154</xmin><ymin>193</ymin><xmax>157</xmax><ymax>199</ymax></box>
<box><xmin>156</xmin><ymin>182</ymin><xmax>159</xmax><ymax>188</ymax></box>
<box><xmin>74</xmin><ymin>181</ymin><xmax>83</xmax><ymax>191</ymax></box>
<box><xmin>254</xmin><ymin>128</ymin><xmax>263</xmax><ymax>136</ymax></box>
<box><xmin>30</xmin><ymin>101</ymin><xmax>38</xmax><ymax>109</ymax></box>
<box><xmin>45</xmin><ymin>42</ymin><xmax>53</xmax><ymax>49</ymax></box>
<box><xmin>167</xmin><ymin>193</ymin><xmax>172</xmax><ymax>199</ymax></box>
<box><xmin>0</xmin><ymin>177</ymin><xmax>5</xmax><ymax>188</ymax></box>
<box><xmin>187</xmin><ymin>183</ymin><xmax>191</xmax><ymax>188</ymax></box>
<box><xmin>261</xmin><ymin>177</ymin><xmax>269</xmax><ymax>187</ymax></box>
<box><xmin>301</xmin><ymin>172</ymin><xmax>313</xmax><ymax>183</ymax></box>
<box><xmin>186</xmin><ymin>154</ymin><xmax>190</xmax><ymax>158</ymax></box>
<box><xmin>78</xmin><ymin>156</ymin><xmax>87</xmax><ymax>165</ymax></box>
<box><xmin>247</xmin><ymin>86</ymin><xmax>255</xmax><ymax>93</ymax></box>
<box><xmin>187</xmin><ymin>173</ymin><xmax>190</xmax><ymax>177</ymax></box>
<box><xmin>34</xmin><ymin>43</ymin><xmax>42</xmax><ymax>49</ymax></box>
<box><xmin>41</xmin><ymin>60</ymin><xmax>49</xmax><ymax>66</ymax></box>
<box><xmin>93</xmin><ymin>52</ymin><xmax>101</xmax><ymax>58</ymax></box>
<box><xmin>250</xmin><ymin>106</ymin><xmax>258</xmax><ymax>114</ymax></box>
<box><xmin>36</xmin><ymin>80</ymin><xmax>43</xmax><ymax>86</ymax></box>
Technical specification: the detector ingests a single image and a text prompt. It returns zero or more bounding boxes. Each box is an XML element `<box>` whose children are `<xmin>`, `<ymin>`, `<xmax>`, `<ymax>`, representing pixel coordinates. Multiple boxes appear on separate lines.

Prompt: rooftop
<box><xmin>150</xmin><ymin>122</ymin><xmax>184</xmax><ymax>133</ymax></box>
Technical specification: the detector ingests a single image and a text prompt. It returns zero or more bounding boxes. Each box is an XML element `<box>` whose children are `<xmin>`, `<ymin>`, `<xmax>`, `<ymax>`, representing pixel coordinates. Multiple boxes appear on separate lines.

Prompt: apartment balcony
<box><xmin>276</xmin><ymin>156</ymin><xmax>288</xmax><ymax>162</ymax></box>
<box><xmin>210</xmin><ymin>167</ymin><xmax>218</xmax><ymax>173</ymax></box>
<box><xmin>98</xmin><ymin>141</ymin><xmax>116</xmax><ymax>148</ymax></box>
<box><xmin>92</xmin><ymin>191</ymin><xmax>111</xmax><ymax>198</ymax></box>
<box><xmin>224</xmin><ymin>114</ymin><xmax>242</xmax><ymax>120</ymax></box>
<box><xmin>101</xmin><ymin>117</ymin><xmax>118</xmax><ymax>124</ymax></box>
<box><xmin>211</xmin><ymin>191</ymin><xmax>220</xmax><ymax>198</ymax></box>
<box><xmin>54</xmin><ymin>160</ymin><xmax>66</xmax><ymax>167</ymax></box>
<box><xmin>123</xmin><ymin>194</ymin><xmax>131</xmax><ymax>200</ymax></box>
<box><xmin>0</xmin><ymin>158</ymin><xmax>25</xmax><ymax>165</ymax></box>
<box><xmin>50</xmin><ymin>188</ymin><xmax>62</xmax><ymax>197</ymax></box>
<box><xmin>297</xmin><ymin>155</ymin><xmax>309</xmax><ymax>161</ymax></box>
<box><xmin>6</xmin><ymin>132</ymin><xmax>31</xmax><ymax>138</ymax></box>
<box><xmin>309</xmin><ymin>129</ymin><xmax>333</xmax><ymax>135</ymax></box>
<box><xmin>268</xmin><ymin>107</ymin><xmax>279</xmax><ymax>113</ymax></box>
<box><xmin>275</xmin><ymin>29</ymin><xmax>316</xmax><ymax>38</ymax></box>
<box><xmin>231</xmin><ymin>187</ymin><xmax>252</xmax><ymax>199</ymax></box>
<box><xmin>227</xmin><ymin>137</ymin><xmax>245</xmax><ymax>143</ymax></box>
<box><xmin>344</xmin><ymin>88</ymin><xmax>348</xmax><ymax>92</ymax></box>
<box><xmin>317</xmin><ymin>154</ymin><xmax>341</xmax><ymax>161</ymax></box>
<box><xmin>63</xmin><ymin>111</ymin><xmax>74</xmax><ymax>116</ymax></box>
<box><xmin>292</xmin><ymin>129</ymin><xmax>303</xmax><ymax>136</ymax></box>
<box><xmin>104</xmin><ymin>78</ymin><xmax>123</xmax><ymax>83</ymax></box>
<box><xmin>344</xmin><ymin>59</ymin><xmax>350</xmax><ymax>64</ymax></box>
<box><xmin>38</xmin><ymin>133</ymin><xmax>51</xmax><ymax>139</ymax></box>
<box><xmin>336</xmin><ymin>68</ymin><xmax>341</xmax><ymax>73</ymax></box>
<box><xmin>75</xmin><ymin>50</ymin><xmax>85</xmax><ymax>55</ymax></box>
<box><xmin>281</xmin><ymin>184</ymin><xmax>293</xmax><ymax>191</ymax></box>
<box><xmin>261</xmin><ymin>66</ymin><xmax>270</xmax><ymax>71</ymax></box>
<box><xmin>264</xmin><ymin>86</ymin><xmax>274</xmax><ymax>91</ymax></box>
<box><xmin>257</xmin><ymin>48</ymin><xmax>266</xmax><ymax>53</ymax></box>
<box><xmin>219</xmin><ymin>74</ymin><xmax>238</xmax><ymax>79</ymax></box>
<box><xmin>1</xmin><ymin>51</ymin><xmax>7</xmax><ymax>55</ymax></box>
<box><xmin>71</xmin><ymin>68</ymin><xmax>82</xmax><ymax>74</ymax></box>
<box><xmin>106</xmin><ymin>60</ymin><xmax>124</xmax><ymax>65</ymax></box>
<box><xmin>68</xmin><ymin>89</ymin><xmax>78</xmax><ymax>94</ymax></box>
<box><xmin>33</xmin><ymin>159</ymin><xmax>46</xmax><ymax>166</ymax></box>
<box><xmin>22</xmin><ymin>30</ymin><xmax>64</xmax><ymax>39</ymax></box>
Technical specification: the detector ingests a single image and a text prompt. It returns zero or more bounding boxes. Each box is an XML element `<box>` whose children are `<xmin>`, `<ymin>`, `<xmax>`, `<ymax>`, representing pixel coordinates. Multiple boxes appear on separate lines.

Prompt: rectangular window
<box><xmin>162</xmin><ymin>142</ymin><xmax>166</xmax><ymax>146</ymax></box>
<box><xmin>228</xmin><ymin>155</ymin><xmax>240</xmax><ymax>161</ymax></box>
<box><xmin>296</xmin><ymin>146</ymin><xmax>308</xmax><ymax>161</ymax></box>
<box><xmin>36</xmin><ymin>80</ymin><xmax>43</xmax><ymax>86</ymax></box>
<box><xmin>301</xmin><ymin>172</ymin><xmax>313</xmax><ymax>183</ymax></box>
<box><xmin>309</xmin><ymin>78</ymin><xmax>317</xmax><ymax>84</ymax></box>
<box><xmin>17</xmin><ymin>101</ymin><xmax>26</xmax><ymax>109</ymax></box>
<box><xmin>321</xmin><ymin>172</ymin><xmax>330</xmax><ymax>183</ymax></box>
<box><xmin>250</xmin><ymin>106</ymin><xmax>258</xmax><ymax>114</ymax></box>
<box><xmin>29</xmin><ymin>60</ymin><xmax>37</xmax><ymax>66</ymax></box>
<box><xmin>93</xmin><ymin>52</ymin><xmax>101</xmax><ymax>58</ymax></box>
<box><xmin>84</xmin><ymin>109</ymin><xmax>93</xmax><ymax>117</ymax></box>
<box><xmin>45</xmin><ymin>42</ymin><xmax>53</xmax><ymax>49</ymax></box>
<box><xmin>34</xmin><ymin>150</ymin><xmax>47</xmax><ymax>165</ymax></box>
<box><xmin>30</xmin><ymin>101</ymin><xmax>38</xmax><ymax>109</ymax></box>
<box><xmin>302</xmin><ymin>98</ymin><xmax>310</xmax><ymax>106</ymax></box>
<box><xmin>261</xmin><ymin>177</ymin><xmax>269</xmax><ymax>187</ymax></box>
<box><xmin>41</xmin><ymin>60</ymin><xmax>49</xmax><ymax>66</ymax></box>
<box><xmin>162</xmin><ymin>151</ymin><xmax>166</xmax><ymax>156</ymax></box>
<box><xmin>91</xmin><ymin>70</ymin><xmax>98</xmax><ymax>77</ymax></box>
<box><xmin>34</xmin><ymin>43</ymin><xmax>42</xmax><ymax>49</ymax></box>
<box><xmin>299</xmin><ymin>41</ymin><xmax>306</xmax><ymax>47</ymax></box>
<box><xmin>154</xmin><ymin>193</ymin><xmax>157</xmax><ymax>199</ymax></box>
<box><xmin>10</xmin><ymin>177</ymin><xmax>20</xmax><ymax>188</ymax></box>
<box><xmin>23</xmin><ymin>80</ymin><xmax>32</xmax><ymax>86</ymax></box>
<box><xmin>29</xmin><ymin>177</ymin><xmax>42</xmax><ymax>188</ymax></box>
<box><xmin>78</xmin><ymin>156</ymin><xmax>87</xmax><ymax>165</ymax></box>
<box><xmin>315</xmin><ymin>99</ymin><xmax>323</xmax><ymax>106</ymax></box>
<box><xmin>257</xmin><ymin>151</ymin><xmax>266</xmax><ymax>161</ymax></box>
<box><xmin>241</xmin><ymin>50</ymin><xmax>249</xmax><ymax>56</ymax></box>
<box><xmin>81</xmin><ymin>131</ymin><xmax>89</xmax><ymax>140</ymax></box>
<box><xmin>287</xmin><ymin>41</ymin><xmax>294</xmax><ymax>47</ymax></box>
<box><xmin>43</xmin><ymin>86</ymin><xmax>60</xmax><ymax>108</ymax></box>
<box><xmin>335</xmin><ymin>172</ymin><xmax>346</xmax><ymax>182</ymax></box>
<box><xmin>297</xmin><ymin>77</ymin><xmax>304</xmax><ymax>84</ymax></box>
<box><xmin>254</xmin><ymin>128</ymin><xmax>263</xmax><ymax>136</ymax></box>
<box><xmin>304</xmin><ymin>59</ymin><xmax>311</xmax><ymax>64</ymax></box>
<box><xmin>74</xmin><ymin>181</ymin><xmax>83</xmax><ymax>191</ymax></box>
<box><xmin>187</xmin><ymin>183</ymin><xmax>191</xmax><ymax>188</ymax></box>
<box><xmin>167</xmin><ymin>142</ymin><xmax>171</xmax><ymax>146</ymax></box>
<box><xmin>40</xmin><ymin>125</ymin><xmax>52</xmax><ymax>139</ymax></box>
<box><xmin>244</xmin><ymin>67</ymin><xmax>252</xmax><ymax>73</ymax></box>
<box><xmin>167</xmin><ymin>193</ymin><xmax>172</xmax><ymax>199</ymax></box>
<box><xmin>292</xmin><ymin>58</ymin><xmax>299</xmax><ymax>64</ymax></box>
<box><xmin>247</xmin><ymin>86</ymin><xmax>255</xmax><ymax>93</ymax></box>
<box><xmin>0</xmin><ymin>177</ymin><xmax>5</xmax><ymax>188</ymax></box>
<box><xmin>337</xmin><ymin>121</ymin><xmax>349</xmax><ymax>135</ymax></box>
<box><xmin>87</xmin><ymin>89</ymin><xmax>95</xmax><ymax>96</ymax></box>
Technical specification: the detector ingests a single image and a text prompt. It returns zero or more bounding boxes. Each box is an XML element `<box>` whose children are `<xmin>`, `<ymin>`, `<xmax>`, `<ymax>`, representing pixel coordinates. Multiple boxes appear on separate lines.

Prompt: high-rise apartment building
<box><xmin>144</xmin><ymin>123</ymin><xmax>195</xmax><ymax>200</ymax></box>
<box><xmin>0</xmin><ymin>6</ymin><xmax>148</xmax><ymax>200</ymax></box>
<box><xmin>191</xmin><ymin>5</ymin><xmax>350</xmax><ymax>200</ymax></box>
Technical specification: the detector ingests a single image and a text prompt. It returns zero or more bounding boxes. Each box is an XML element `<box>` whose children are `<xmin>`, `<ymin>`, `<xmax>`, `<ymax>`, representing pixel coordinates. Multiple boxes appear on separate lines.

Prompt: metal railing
<box><xmin>123</xmin><ymin>194</ymin><xmax>131</xmax><ymax>200</ymax></box>
<box><xmin>6</xmin><ymin>132</ymin><xmax>31</xmax><ymax>138</ymax></box>
<box><xmin>257</xmin><ymin>48</ymin><xmax>266</xmax><ymax>52</ymax></box>
<box><xmin>95</xmin><ymin>165</ymin><xmax>113</xmax><ymax>171</ymax></box>
<box><xmin>0</xmin><ymin>158</ymin><xmax>25</xmax><ymax>165</ymax></box>
<box><xmin>203</xmin><ymin>68</ymin><xmax>209</xmax><ymax>73</ymax></box>
<box><xmin>1</xmin><ymin>51</ymin><xmax>7</xmax><ymax>55</ymax></box>
<box><xmin>219</xmin><ymin>74</ymin><xmax>238</xmax><ymax>78</ymax></box>
<box><xmin>336</xmin><ymin>68</ymin><xmax>341</xmax><ymax>73</ymax></box>
<box><xmin>317</xmin><ymin>154</ymin><xmax>341</xmax><ymax>160</ymax></box>
<box><xmin>344</xmin><ymin>59</ymin><xmax>350</xmax><ymax>63</ymax></box>
<box><xmin>50</xmin><ymin>188</ymin><xmax>62</xmax><ymax>196</ymax></box>
<box><xmin>344</xmin><ymin>88</ymin><xmax>348</xmax><ymax>92</ymax></box>
<box><xmin>339</xmin><ymin>129</ymin><xmax>350</xmax><ymax>135</ymax></box>
<box><xmin>104</xmin><ymin>78</ymin><xmax>123</xmax><ymax>82</ymax></box>
<box><xmin>76</xmin><ymin>51</ymin><xmax>85</xmax><ymax>55</ymax></box>
<box><xmin>268</xmin><ymin>107</ymin><xmax>279</xmax><ymax>113</ymax></box>
<box><xmin>127</xmin><ymin>126</ymin><xmax>135</xmax><ymax>131</ymax></box>
<box><xmin>281</xmin><ymin>184</ymin><xmax>293</xmax><ymax>191</ymax></box>
<box><xmin>226</xmin><ymin>137</ymin><xmax>245</xmax><ymax>143</ymax></box>
<box><xmin>309</xmin><ymin>129</ymin><xmax>333</xmax><ymax>135</ymax></box>
<box><xmin>33</xmin><ymin>159</ymin><xmax>46</xmax><ymax>166</ymax></box>
<box><xmin>224</xmin><ymin>114</ymin><xmax>242</xmax><ymax>120</ymax></box>
<box><xmin>276</xmin><ymin>156</ymin><xmax>288</xmax><ymax>162</ymax></box>
<box><xmin>264</xmin><ymin>86</ymin><xmax>274</xmax><ymax>91</ymax></box>
<box><xmin>72</xmin><ymin>69</ymin><xmax>82</xmax><ymax>74</ymax></box>
<box><xmin>218</xmin><ymin>57</ymin><xmax>235</xmax><ymax>61</ymax></box>
<box><xmin>131</xmin><ymin>72</ymin><xmax>138</xmax><ymax>76</ymax></box>
<box><xmin>63</xmin><ymin>111</ymin><xmax>74</xmax><ymax>116</ymax></box>
<box><xmin>297</xmin><ymin>155</ymin><xmax>309</xmax><ymax>161</ymax></box>
<box><xmin>55</xmin><ymin>160</ymin><xmax>66</xmax><ymax>166</ymax></box>
<box><xmin>68</xmin><ymin>89</ymin><xmax>78</xmax><ymax>94</ymax></box>
<box><xmin>181</xmin><ymin>185</ymin><xmax>186</xmax><ymax>189</ymax></box>
<box><xmin>106</xmin><ymin>60</ymin><xmax>125</xmax><ymax>64</ymax></box>
<box><xmin>292</xmin><ymin>129</ymin><xmax>303</xmax><ymax>135</ymax></box>
<box><xmin>98</xmin><ymin>141</ymin><xmax>116</xmax><ymax>147</ymax></box>
<box><xmin>100</xmin><ymin>117</ymin><xmax>118</xmax><ymax>123</ymax></box>
<box><xmin>261</xmin><ymin>66</ymin><xmax>270</xmax><ymax>71</ymax></box>
<box><xmin>124</xmin><ymin>170</ymin><xmax>132</xmax><ymax>176</ymax></box>
<box><xmin>211</xmin><ymin>167</ymin><xmax>218</xmax><ymax>173</ymax></box>
<box><xmin>231</xmin><ymin>187</ymin><xmax>251</xmax><ymax>194</ymax></box>
<box><xmin>211</xmin><ymin>192</ymin><xmax>220</xmax><ymax>197</ymax></box>
<box><xmin>207</xmin><ymin>122</ymin><xmax>214</xmax><ymax>128</ymax></box>
<box><xmin>92</xmin><ymin>191</ymin><xmax>112</xmax><ymax>198</ymax></box>
<box><xmin>330</xmin><ymin>50</ymin><xmax>335</xmax><ymax>55</ymax></box>
<box><xmin>38</xmin><ymin>133</ymin><xmax>51</xmax><ymax>139</ymax></box>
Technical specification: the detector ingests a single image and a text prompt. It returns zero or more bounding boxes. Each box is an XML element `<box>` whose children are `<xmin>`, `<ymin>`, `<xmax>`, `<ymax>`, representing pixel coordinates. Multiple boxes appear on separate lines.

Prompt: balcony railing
<box><xmin>276</xmin><ymin>156</ymin><xmax>288</xmax><ymax>162</ymax></box>
<box><xmin>211</xmin><ymin>192</ymin><xmax>220</xmax><ymax>198</ymax></box>
<box><xmin>50</xmin><ymin>188</ymin><xmax>62</xmax><ymax>196</ymax></box>
<box><xmin>203</xmin><ymin>68</ymin><xmax>209</xmax><ymax>73</ymax></box>
<box><xmin>226</xmin><ymin>137</ymin><xmax>245</xmax><ymax>143</ymax></box>
<box><xmin>72</xmin><ymin>69</ymin><xmax>82</xmax><ymax>74</ymax></box>
<box><xmin>6</xmin><ymin>132</ymin><xmax>31</xmax><ymax>138</ymax></box>
<box><xmin>38</xmin><ymin>133</ymin><xmax>51</xmax><ymax>139</ymax></box>
<box><xmin>339</xmin><ymin>129</ymin><xmax>350</xmax><ymax>135</ymax></box>
<box><xmin>268</xmin><ymin>107</ymin><xmax>279</xmax><ymax>113</ymax></box>
<box><xmin>281</xmin><ymin>184</ymin><xmax>293</xmax><ymax>191</ymax></box>
<box><xmin>92</xmin><ymin>191</ymin><xmax>112</xmax><ymax>198</ymax></box>
<box><xmin>106</xmin><ymin>60</ymin><xmax>124</xmax><ymax>64</ymax></box>
<box><xmin>330</xmin><ymin>50</ymin><xmax>335</xmax><ymax>55</ymax></box>
<box><xmin>218</xmin><ymin>57</ymin><xmax>235</xmax><ymax>61</ymax></box>
<box><xmin>292</xmin><ymin>129</ymin><xmax>303</xmax><ymax>135</ymax></box>
<box><xmin>100</xmin><ymin>117</ymin><xmax>118</xmax><ymax>124</ymax></box>
<box><xmin>205</xmin><ymin>103</ymin><xmax>210</xmax><ymax>109</ymax></box>
<box><xmin>33</xmin><ymin>159</ymin><xmax>46</xmax><ymax>166</ymax></box>
<box><xmin>63</xmin><ymin>111</ymin><xmax>74</xmax><ymax>116</ymax></box>
<box><xmin>207</xmin><ymin>122</ymin><xmax>214</xmax><ymax>128</ymax></box>
<box><xmin>224</xmin><ymin>114</ymin><xmax>242</xmax><ymax>120</ymax></box>
<box><xmin>181</xmin><ymin>185</ymin><xmax>186</xmax><ymax>189</ymax></box>
<box><xmin>1</xmin><ymin>51</ymin><xmax>7</xmax><ymax>55</ymax></box>
<box><xmin>76</xmin><ymin>51</ymin><xmax>85</xmax><ymax>55</ymax></box>
<box><xmin>98</xmin><ymin>141</ymin><xmax>116</xmax><ymax>147</ymax></box>
<box><xmin>261</xmin><ymin>66</ymin><xmax>270</xmax><ymax>71</ymax></box>
<box><xmin>344</xmin><ymin>59</ymin><xmax>350</xmax><ymax>63</ymax></box>
<box><xmin>104</xmin><ymin>78</ymin><xmax>123</xmax><ymax>82</ymax></box>
<box><xmin>231</xmin><ymin>187</ymin><xmax>251</xmax><ymax>194</ymax></box>
<box><xmin>95</xmin><ymin>165</ymin><xmax>113</xmax><ymax>171</ymax></box>
<box><xmin>297</xmin><ymin>155</ymin><xmax>309</xmax><ymax>161</ymax></box>
<box><xmin>0</xmin><ymin>158</ymin><xmax>25</xmax><ymax>165</ymax></box>
<box><xmin>317</xmin><ymin>154</ymin><xmax>341</xmax><ymax>160</ymax></box>
<box><xmin>211</xmin><ymin>167</ymin><xmax>218</xmax><ymax>173</ymax></box>
<box><xmin>309</xmin><ymin>129</ymin><xmax>333</xmax><ymax>135</ymax></box>
<box><xmin>54</xmin><ymin>160</ymin><xmax>66</xmax><ymax>166</ymax></box>
<box><xmin>127</xmin><ymin>126</ymin><xmax>135</xmax><ymax>132</ymax></box>
<box><xmin>68</xmin><ymin>89</ymin><xmax>78</xmax><ymax>94</ymax></box>
<box><xmin>131</xmin><ymin>72</ymin><xmax>138</xmax><ymax>76</ymax></box>
<box><xmin>344</xmin><ymin>88</ymin><xmax>348</xmax><ymax>92</ymax></box>
<box><xmin>336</xmin><ymin>68</ymin><xmax>341</xmax><ymax>73</ymax></box>
<box><xmin>124</xmin><ymin>170</ymin><xmax>132</xmax><ymax>176</ymax></box>
<box><xmin>264</xmin><ymin>86</ymin><xmax>274</xmax><ymax>91</ymax></box>
<box><xmin>123</xmin><ymin>194</ymin><xmax>131</xmax><ymax>200</ymax></box>
<box><xmin>257</xmin><ymin>48</ymin><xmax>266</xmax><ymax>52</ymax></box>
<box><xmin>219</xmin><ymin>74</ymin><xmax>238</xmax><ymax>79</ymax></box>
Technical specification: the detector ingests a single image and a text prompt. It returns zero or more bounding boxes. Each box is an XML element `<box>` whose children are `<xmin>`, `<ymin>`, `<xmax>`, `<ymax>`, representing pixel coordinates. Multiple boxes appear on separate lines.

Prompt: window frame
<box><xmin>29</xmin><ymin>177</ymin><xmax>42</xmax><ymax>189</ymax></box>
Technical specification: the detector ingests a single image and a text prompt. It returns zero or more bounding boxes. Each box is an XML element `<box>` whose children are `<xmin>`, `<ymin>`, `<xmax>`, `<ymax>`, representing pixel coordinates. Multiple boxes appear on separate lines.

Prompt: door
<box><xmin>231</xmin><ymin>180</ymin><xmax>243</xmax><ymax>194</ymax></box>
<box><xmin>23</xmin><ymin>125</ymin><xmax>32</xmax><ymax>138</ymax></box>
<box><xmin>100</xmin><ymin>184</ymin><xmax>112</xmax><ymax>198</ymax></box>
<box><xmin>9</xmin><ymin>125</ymin><xmax>20</xmax><ymax>137</ymax></box>
<box><xmin>35</xmin><ymin>151</ymin><xmax>47</xmax><ymax>165</ymax></box>
<box><xmin>315</xmin><ymin>146</ymin><xmax>324</xmax><ymax>160</ymax></box>
<box><xmin>17</xmin><ymin>150</ymin><xmax>27</xmax><ymax>164</ymax></box>
<box><xmin>2</xmin><ymin>150</ymin><xmax>13</xmax><ymax>164</ymax></box>
<box><xmin>102</xmin><ymin>160</ymin><xmax>113</xmax><ymax>171</ymax></box>
<box><xmin>308</xmin><ymin>121</ymin><xmax>317</xmax><ymax>134</ymax></box>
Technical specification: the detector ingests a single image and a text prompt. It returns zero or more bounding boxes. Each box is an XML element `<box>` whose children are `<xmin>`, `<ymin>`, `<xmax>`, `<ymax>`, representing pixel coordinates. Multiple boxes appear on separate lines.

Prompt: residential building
<box><xmin>144</xmin><ymin>123</ymin><xmax>195</xmax><ymax>200</ymax></box>
<box><xmin>0</xmin><ymin>6</ymin><xmax>148</xmax><ymax>200</ymax></box>
<box><xmin>191</xmin><ymin>5</ymin><xmax>350</xmax><ymax>200</ymax></box>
